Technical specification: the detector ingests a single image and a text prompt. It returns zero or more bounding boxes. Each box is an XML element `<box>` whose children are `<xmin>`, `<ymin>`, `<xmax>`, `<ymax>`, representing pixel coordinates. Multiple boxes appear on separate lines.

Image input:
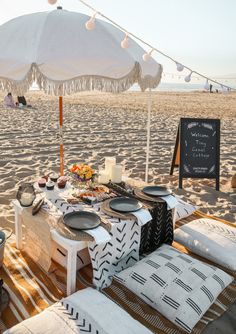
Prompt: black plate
<box><xmin>63</xmin><ymin>211</ymin><xmax>101</xmax><ymax>230</ymax></box>
<box><xmin>142</xmin><ymin>186</ymin><xmax>172</xmax><ymax>197</ymax></box>
<box><xmin>109</xmin><ymin>197</ymin><xmax>142</xmax><ymax>213</ymax></box>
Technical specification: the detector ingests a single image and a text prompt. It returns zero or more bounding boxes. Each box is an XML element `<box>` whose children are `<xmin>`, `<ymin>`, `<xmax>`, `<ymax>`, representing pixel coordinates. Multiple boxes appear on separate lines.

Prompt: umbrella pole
<box><xmin>59</xmin><ymin>96</ymin><xmax>64</xmax><ymax>176</ymax></box>
<box><xmin>145</xmin><ymin>88</ymin><xmax>152</xmax><ymax>183</ymax></box>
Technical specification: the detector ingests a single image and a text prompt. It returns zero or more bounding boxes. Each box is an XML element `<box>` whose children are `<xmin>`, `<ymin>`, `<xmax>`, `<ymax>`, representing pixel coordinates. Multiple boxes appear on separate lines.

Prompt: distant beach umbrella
<box><xmin>204</xmin><ymin>79</ymin><xmax>210</xmax><ymax>90</ymax></box>
<box><xmin>0</xmin><ymin>8</ymin><xmax>162</xmax><ymax>180</ymax></box>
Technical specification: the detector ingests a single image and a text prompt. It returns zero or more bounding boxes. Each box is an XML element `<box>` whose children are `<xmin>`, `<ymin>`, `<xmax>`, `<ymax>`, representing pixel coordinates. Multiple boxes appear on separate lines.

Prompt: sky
<box><xmin>0</xmin><ymin>0</ymin><xmax>236</xmax><ymax>84</ymax></box>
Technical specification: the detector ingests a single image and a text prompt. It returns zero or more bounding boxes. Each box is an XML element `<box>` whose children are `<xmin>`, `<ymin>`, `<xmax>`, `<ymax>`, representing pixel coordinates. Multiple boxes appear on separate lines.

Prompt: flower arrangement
<box><xmin>69</xmin><ymin>163</ymin><xmax>96</xmax><ymax>182</ymax></box>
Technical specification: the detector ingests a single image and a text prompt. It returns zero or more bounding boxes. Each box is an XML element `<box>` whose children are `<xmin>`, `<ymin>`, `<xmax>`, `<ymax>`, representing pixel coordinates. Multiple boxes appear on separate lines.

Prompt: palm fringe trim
<box><xmin>0</xmin><ymin>62</ymin><xmax>162</xmax><ymax>96</ymax></box>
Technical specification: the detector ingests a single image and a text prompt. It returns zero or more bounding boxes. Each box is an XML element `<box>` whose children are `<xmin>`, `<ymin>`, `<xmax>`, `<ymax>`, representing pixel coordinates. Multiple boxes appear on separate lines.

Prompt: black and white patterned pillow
<box><xmin>114</xmin><ymin>244</ymin><xmax>233</xmax><ymax>333</ymax></box>
<box><xmin>174</xmin><ymin>218</ymin><xmax>236</xmax><ymax>272</ymax></box>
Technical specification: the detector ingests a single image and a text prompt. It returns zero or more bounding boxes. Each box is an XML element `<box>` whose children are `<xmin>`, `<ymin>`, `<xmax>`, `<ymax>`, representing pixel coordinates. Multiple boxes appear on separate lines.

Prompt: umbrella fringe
<box><xmin>0</xmin><ymin>62</ymin><xmax>162</xmax><ymax>96</ymax></box>
<box><xmin>138</xmin><ymin>64</ymin><xmax>163</xmax><ymax>92</ymax></box>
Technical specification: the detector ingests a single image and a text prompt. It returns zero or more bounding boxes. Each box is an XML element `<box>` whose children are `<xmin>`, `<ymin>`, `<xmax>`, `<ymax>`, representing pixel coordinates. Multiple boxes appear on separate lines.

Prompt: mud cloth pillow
<box><xmin>175</xmin><ymin>197</ymin><xmax>196</xmax><ymax>222</ymax></box>
<box><xmin>174</xmin><ymin>218</ymin><xmax>236</xmax><ymax>273</ymax></box>
<box><xmin>114</xmin><ymin>244</ymin><xmax>233</xmax><ymax>333</ymax></box>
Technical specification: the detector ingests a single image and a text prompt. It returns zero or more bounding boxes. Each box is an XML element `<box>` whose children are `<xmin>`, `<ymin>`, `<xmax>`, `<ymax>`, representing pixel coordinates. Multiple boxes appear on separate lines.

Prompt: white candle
<box><xmin>21</xmin><ymin>193</ymin><xmax>33</xmax><ymax>206</ymax></box>
<box><xmin>105</xmin><ymin>157</ymin><xmax>116</xmax><ymax>178</ymax></box>
<box><xmin>111</xmin><ymin>165</ymin><xmax>122</xmax><ymax>183</ymax></box>
<box><xmin>98</xmin><ymin>170</ymin><xmax>110</xmax><ymax>184</ymax></box>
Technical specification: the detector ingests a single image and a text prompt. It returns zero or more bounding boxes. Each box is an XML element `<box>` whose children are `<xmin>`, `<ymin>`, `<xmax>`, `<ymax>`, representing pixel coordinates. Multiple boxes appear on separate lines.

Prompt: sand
<box><xmin>0</xmin><ymin>90</ymin><xmax>235</xmax><ymax>231</ymax></box>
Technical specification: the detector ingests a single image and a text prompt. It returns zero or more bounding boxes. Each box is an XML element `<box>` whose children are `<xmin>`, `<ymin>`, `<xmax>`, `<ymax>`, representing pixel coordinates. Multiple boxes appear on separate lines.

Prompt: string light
<box><xmin>121</xmin><ymin>33</ymin><xmax>129</xmax><ymax>49</ymax></box>
<box><xmin>176</xmin><ymin>62</ymin><xmax>184</xmax><ymax>72</ymax></box>
<box><xmin>48</xmin><ymin>0</ymin><xmax>57</xmax><ymax>4</ymax></box>
<box><xmin>142</xmin><ymin>49</ymin><xmax>154</xmax><ymax>62</ymax></box>
<box><xmin>85</xmin><ymin>12</ymin><xmax>97</xmax><ymax>30</ymax></box>
<box><xmin>184</xmin><ymin>71</ymin><xmax>192</xmax><ymax>82</ymax></box>
<box><xmin>60</xmin><ymin>0</ymin><xmax>236</xmax><ymax>91</ymax></box>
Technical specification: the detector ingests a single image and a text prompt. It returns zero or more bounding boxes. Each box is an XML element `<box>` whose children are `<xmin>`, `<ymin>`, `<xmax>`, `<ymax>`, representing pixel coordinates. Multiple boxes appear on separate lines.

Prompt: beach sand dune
<box><xmin>0</xmin><ymin>90</ymin><xmax>235</xmax><ymax>230</ymax></box>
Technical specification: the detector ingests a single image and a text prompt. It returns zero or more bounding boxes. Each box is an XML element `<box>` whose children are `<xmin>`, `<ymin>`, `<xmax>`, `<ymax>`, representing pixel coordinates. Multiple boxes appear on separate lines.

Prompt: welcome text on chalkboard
<box><xmin>170</xmin><ymin>118</ymin><xmax>220</xmax><ymax>190</ymax></box>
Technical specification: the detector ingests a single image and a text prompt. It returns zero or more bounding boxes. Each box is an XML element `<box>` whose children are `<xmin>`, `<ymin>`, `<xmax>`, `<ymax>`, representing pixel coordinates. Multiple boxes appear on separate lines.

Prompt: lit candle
<box><xmin>111</xmin><ymin>165</ymin><xmax>122</xmax><ymax>183</ymax></box>
<box><xmin>98</xmin><ymin>170</ymin><xmax>110</xmax><ymax>184</ymax></box>
<box><xmin>105</xmin><ymin>157</ymin><xmax>116</xmax><ymax>178</ymax></box>
<box><xmin>21</xmin><ymin>193</ymin><xmax>33</xmax><ymax>206</ymax></box>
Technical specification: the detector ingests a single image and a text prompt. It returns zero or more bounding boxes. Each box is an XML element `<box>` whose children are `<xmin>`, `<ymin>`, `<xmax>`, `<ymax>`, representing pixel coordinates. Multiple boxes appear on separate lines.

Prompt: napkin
<box><xmin>86</xmin><ymin>226</ymin><xmax>111</xmax><ymax>244</ymax></box>
<box><xmin>131</xmin><ymin>208</ymin><xmax>152</xmax><ymax>226</ymax></box>
<box><xmin>160</xmin><ymin>195</ymin><xmax>178</xmax><ymax>210</ymax></box>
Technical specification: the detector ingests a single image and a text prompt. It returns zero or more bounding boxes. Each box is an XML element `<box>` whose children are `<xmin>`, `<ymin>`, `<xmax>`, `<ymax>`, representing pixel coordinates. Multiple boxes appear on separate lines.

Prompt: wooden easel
<box><xmin>170</xmin><ymin>118</ymin><xmax>220</xmax><ymax>190</ymax></box>
<box><xmin>170</xmin><ymin>126</ymin><xmax>180</xmax><ymax>176</ymax></box>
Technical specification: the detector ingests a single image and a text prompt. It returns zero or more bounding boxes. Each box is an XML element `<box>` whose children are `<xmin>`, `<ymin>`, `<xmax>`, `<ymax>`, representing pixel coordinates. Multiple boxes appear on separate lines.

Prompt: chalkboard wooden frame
<box><xmin>179</xmin><ymin>118</ymin><xmax>220</xmax><ymax>190</ymax></box>
<box><xmin>170</xmin><ymin>126</ymin><xmax>180</xmax><ymax>175</ymax></box>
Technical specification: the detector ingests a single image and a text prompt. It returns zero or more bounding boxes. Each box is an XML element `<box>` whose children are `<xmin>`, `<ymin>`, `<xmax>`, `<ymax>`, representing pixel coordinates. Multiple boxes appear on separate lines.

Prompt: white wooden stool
<box><xmin>12</xmin><ymin>200</ymin><xmax>88</xmax><ymax>296</ymax></box>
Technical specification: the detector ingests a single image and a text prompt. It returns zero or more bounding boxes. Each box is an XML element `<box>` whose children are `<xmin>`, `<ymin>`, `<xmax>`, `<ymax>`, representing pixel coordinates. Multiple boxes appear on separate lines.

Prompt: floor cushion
<box><xmin>4</xmin><ymin>288</ymin><xmax>152</xmax><ymax>334</ymax></box>
<box><xmin>174</xmin><ymin>218</ymin><xmax>236</xmax><ymax>273</ymax></box>
<box><xmin>114</xmin><ymin>244</ymin><xmax>233</xmax><ymax>333</ymax></box>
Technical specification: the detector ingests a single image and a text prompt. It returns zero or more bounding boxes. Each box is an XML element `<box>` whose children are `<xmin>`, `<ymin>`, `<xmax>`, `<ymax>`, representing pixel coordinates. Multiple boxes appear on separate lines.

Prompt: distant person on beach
<box><xmin>209</xmin><ymin>84</ymin><xmax>213</xmax><ymax>93</ymax></box>
<box><xmin>4</xmin><ymin>92</ymin><xmax>17</xmax><ymax>108</ymax></box>
<box><xmin>17</xmin><ymin>96</ymin><xmax>33</xmax><ymax>108</ymax></box>
<box><xmin>17</xmin><ymin>96</ymin><xmax>27</xmax><ymax>106</ymax></box>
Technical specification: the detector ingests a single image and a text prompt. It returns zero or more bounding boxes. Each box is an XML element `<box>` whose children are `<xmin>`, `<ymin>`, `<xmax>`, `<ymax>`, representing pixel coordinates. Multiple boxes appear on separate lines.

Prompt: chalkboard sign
<box><xmin>170</xmin><ymin>118</ymin><xmax>220</xmax><ymax>190</ymax></box>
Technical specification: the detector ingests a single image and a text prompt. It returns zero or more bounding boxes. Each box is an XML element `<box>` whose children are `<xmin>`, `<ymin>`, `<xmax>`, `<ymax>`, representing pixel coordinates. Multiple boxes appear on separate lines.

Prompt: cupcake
<box><xmin>50</xmin><ymin>173</ymin><xmax>59</xmax><ymax>182</ymax></box>
<box><xmin>57</xmin><ymin>176</ymin><xmax>67</xmax><ymax>189</ymax></box>
<box><xmin>38</xmin><ymin>178</ymin><xmax>46</xmax><ymax>188</ymax></box>
<box><xmin>46</xmin><ymin>181</ymin><xmax>55</xmax><ymax>190</ymax></box>
<box><xmin>42</xmin><ymin>175</ymin><xmax>49</xmax><ymax>182</ymax></box>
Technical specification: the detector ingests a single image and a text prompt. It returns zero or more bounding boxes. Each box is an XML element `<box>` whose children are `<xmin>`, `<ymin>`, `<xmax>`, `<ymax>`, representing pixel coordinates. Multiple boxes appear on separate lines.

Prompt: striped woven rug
<box><xmin>0</xmin><ymin>242</ymin><xmax>67</xmax><ymax>332</ymax></box>
<box><xmin>0</xmin><ymin>211</ymin><xmax>234</xmax><ymax>333</ymax></box>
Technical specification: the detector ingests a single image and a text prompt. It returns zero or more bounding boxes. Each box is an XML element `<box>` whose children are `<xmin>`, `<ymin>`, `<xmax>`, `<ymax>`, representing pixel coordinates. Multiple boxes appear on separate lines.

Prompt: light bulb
<box><xmin>184</xmin><ymin>72</ymin><xmax>192</xmax><ymax>82</ymax></box>
<box><xmin>142</xmin><ymin>53</ymin><xmax>151</xmax><ymax>62</ymax></box>
<box><xmin>204</xmin><ymin>79</ymin><xmax>210</xmax><ymax>90</ymax></box>
<box><xmin>85</xmin><ymin>13</ymin><xmax>96</xmax><ymax>31</ymax></box>
<box><xmin>85</xmin><ymin>18</ymin><xmax>95</xmax><ymax>30</ymax></box>
<box><xmin>142</xmin><ymin>49</ymin><xmax>153</xmax><ymax>62</ymax></box>
<box><xmin>48</xmin><ymin>0</ymin><xmax>57</xmax><ymax>4</ymax></box>
<box><xmin>176</xmin><ymin>63</ymin><xmax>184</xmax><ymax>72</ymax></box>
<box><xmin>121</xmin><ymin>34</ymin><xmax>129</xmax><ymax>49</ymax></box>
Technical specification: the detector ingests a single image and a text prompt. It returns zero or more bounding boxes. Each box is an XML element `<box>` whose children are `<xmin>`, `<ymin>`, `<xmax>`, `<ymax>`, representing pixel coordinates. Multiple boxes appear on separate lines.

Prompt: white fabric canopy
<box><xmin>0</xmin><ymin>8</ymin><xmax>162</xmax><ymax>95</ymax></box>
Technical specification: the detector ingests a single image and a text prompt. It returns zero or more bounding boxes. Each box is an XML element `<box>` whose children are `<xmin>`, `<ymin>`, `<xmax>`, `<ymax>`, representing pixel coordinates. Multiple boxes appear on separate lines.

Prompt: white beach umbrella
<box><xmin>0</xmin><ymin>7</ymin><xmax>162</xmax><ymax>179</ymax></box>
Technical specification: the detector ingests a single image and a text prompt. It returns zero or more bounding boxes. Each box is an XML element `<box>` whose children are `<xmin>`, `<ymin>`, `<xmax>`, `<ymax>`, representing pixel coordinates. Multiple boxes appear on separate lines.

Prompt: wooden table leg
<box><xmin>14</xmin><ymin>205</ymin><xmax>23</xmax><ymax>250</ymax></box>
<box><xmin>67</xmin><ymin>247</ymin><xmax>77</xmax><ymax>296</ymax></box>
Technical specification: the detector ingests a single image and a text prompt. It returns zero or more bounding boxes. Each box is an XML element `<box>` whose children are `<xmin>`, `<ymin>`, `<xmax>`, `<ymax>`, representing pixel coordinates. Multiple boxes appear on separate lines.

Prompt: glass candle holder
<box><xmin>17</xmin><ymin>183</ymin><xmax>36</xmax><ymax>207</ymax></box>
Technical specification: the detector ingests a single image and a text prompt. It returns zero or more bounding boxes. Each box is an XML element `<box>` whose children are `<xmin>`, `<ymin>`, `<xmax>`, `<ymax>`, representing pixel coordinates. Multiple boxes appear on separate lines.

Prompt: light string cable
<box><xmin>77</xmin><ymin>0</ymin><xmax>236</xmax><ymax>91</ymax></box>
